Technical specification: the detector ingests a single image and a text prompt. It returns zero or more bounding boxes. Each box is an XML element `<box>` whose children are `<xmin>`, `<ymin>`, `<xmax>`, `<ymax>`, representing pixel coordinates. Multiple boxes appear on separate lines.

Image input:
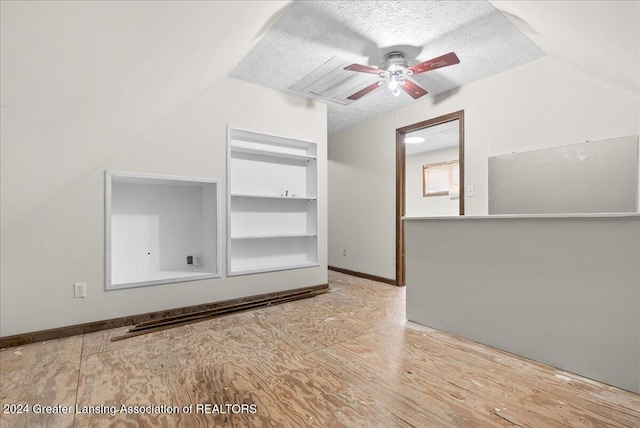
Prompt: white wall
<box><xmin>0</xmin><ymin>78</ymin><xmax>327</xmax><ymax>336</ymax></box>
<box><xmin>405</xmin><ymin>215</ymin><xmax>640</xmax><ymax>393</ymax></box>
<box><xmin>406</xmin><ymin>146</ymin><xmax>459</xmax><ymax>217</ymax></box>
<box><xmin>328</xmin><ymin>56</ymin><xmax>640</xmax><ymax>279</ymax></box>
<box><xmin>110</xmin><ymin>182</ymin><xmax>205</xmax><ymax>275</ymax></box>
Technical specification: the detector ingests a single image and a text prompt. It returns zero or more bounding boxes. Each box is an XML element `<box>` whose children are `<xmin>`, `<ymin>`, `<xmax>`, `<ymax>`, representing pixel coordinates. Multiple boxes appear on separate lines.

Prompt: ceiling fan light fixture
<box><xmin>388</xmin><ymin>76</ymin><xmax>399</xmax><ymax>91</ymax></box>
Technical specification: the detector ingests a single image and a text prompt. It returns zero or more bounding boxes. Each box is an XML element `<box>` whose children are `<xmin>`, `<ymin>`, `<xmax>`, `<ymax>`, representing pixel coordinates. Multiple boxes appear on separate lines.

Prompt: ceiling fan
<box><xmin>344</xmin><ymin>51</ymin><xmax>460</xmax><ymax>100</ymax></box>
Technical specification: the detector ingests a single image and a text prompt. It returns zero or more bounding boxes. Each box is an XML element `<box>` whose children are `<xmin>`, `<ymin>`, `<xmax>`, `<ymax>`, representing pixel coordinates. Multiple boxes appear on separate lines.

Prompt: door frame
<box><xmin>395</xmin><ymin>110</ymin><xmax>465</xmax><ymax>286</ymax></box>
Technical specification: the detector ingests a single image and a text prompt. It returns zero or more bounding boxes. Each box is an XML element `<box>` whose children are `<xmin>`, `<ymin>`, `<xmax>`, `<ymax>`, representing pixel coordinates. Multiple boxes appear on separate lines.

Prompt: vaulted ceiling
<box><xmin>2</xmin><ymin>1</ymin><xmax>636</xmax><ymax>233</ymax></box>
<box><xmin>0</xmin><ymin>0</ymin><xmax>289</xmax><ymax>232</ymax></box>
<box><xmin>231</xmin><ymin>0</ymin><xmax>638</xmax><ymax>133</ymax></box>
<box><xmin>231</xmin><ymin>0</ymin><xmax>544</xmax><ymax>132</ymax></box>
<box><xmin>491</xmin><ymin>1</ymin><xmax>639</xmax><ymax>97</ymax></box>
<box><xmin>1</xmin><ymin>0</ymin><xmax>638</xmax><ymax>149</ymax></box>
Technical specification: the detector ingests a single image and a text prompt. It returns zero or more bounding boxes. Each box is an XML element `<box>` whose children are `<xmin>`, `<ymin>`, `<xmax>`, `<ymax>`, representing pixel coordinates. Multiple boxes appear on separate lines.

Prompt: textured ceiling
<box><xmin>231</xmin><ymin>0</ymin><xmax>544</xmax><ymax>133</ymax></box>
<box><xmin>405</xmin><ymin>120</ymin><xmax>459</xmax><ymax>155</ymax></box>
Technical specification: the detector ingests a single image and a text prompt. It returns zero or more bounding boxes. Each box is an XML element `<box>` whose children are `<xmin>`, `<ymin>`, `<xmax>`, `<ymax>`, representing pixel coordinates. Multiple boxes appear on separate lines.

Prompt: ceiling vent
<box><xmin>289</xmin><ymin>57</ymin><xmax>379</xmax><ymax>105</ymax></box>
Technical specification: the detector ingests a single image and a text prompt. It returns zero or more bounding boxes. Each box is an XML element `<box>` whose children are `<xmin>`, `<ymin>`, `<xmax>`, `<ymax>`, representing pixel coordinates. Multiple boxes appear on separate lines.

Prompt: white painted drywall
<box><xmin>406</xmin><ymin>146</ymin><xmax>460</xmax><ymax>217</ymax></box>
<box><xmin>405</xmin><ymin>215</ymin><xmax>640</xmax><ymax>394</ymax></box>
<box><xmin>489</xmin><ymin>136</ymin><xmax>639</xmax><ymax>214</ymax></box>
<box><xmin>0</xmin><ymin>77</ymin><xmax>327</xmax><ymax>337</ymax></box>
<box><xmin>328</xmin><ymin>56</ymin><xmax>640</xmax><ymax>279</ymax></box>
<box><xmin>0</xmin><ymin>0</ymin><xmax>292</xmax><ymax>234</ymax></box>
<box><xmin>111</xmin><ymin>182</ymin><xmax>205</xmax><ymax>275</ymax></box>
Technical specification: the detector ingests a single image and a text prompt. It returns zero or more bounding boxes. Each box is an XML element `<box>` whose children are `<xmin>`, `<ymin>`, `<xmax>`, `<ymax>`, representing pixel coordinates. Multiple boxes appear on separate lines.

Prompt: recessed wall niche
<box><xmin>227</xmin><ymin>126</ymin><xmax>319</xmax><ymax>276</ymax></box>
<box><xmin>105</xmin><ymin>171</ymin><xmax>220</xmax><ymax>290</ymax></box>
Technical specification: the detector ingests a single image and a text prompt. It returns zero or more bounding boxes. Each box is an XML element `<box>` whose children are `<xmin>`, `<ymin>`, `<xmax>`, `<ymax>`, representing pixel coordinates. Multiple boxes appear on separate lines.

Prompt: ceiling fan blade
<box><xmin>400</xmin><ymin>79</ymin><xmax>428</xmax><ymax>99</ymax></box>
<box><xmin>408</xmin><ymin>52</ymin><xmax>460</xmax><ymax>75</ymax></box>
<box><xmin>344</xmin><ymin>63</ymin><xmax>382</xmax><ymax>74</ymax></box>
<box><xmin>346</xmin><ymin>81</ymin><xmax>382</xmax><ymax>100</ymax></box>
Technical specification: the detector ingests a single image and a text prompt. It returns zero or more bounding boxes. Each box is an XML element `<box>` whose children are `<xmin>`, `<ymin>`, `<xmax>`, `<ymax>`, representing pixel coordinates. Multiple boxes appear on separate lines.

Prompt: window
<box><xmin>423</xmin><ymin>161</ymin><xmax>460</xmax><ymax>197</ymax></box>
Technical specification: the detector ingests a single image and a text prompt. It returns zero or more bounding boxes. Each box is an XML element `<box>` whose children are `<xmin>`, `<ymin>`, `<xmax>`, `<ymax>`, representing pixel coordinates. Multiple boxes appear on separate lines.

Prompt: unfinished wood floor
<box><xmin>1</xmin><ymin>271</ymin><xmax>639</xmax><ymax>427</ymax></box>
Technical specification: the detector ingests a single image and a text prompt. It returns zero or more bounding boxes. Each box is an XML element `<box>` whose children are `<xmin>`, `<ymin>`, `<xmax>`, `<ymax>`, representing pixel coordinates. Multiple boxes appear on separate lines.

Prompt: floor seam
<box><xmin>72</xmin><ymin>335</ymin><xmax>85</xmax><ymax>428</ymax></box>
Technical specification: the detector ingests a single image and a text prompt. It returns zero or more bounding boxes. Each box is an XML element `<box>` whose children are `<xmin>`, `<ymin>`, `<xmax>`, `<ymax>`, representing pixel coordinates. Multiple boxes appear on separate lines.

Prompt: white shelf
<box><xmin>111</xmin><ymin>269</ymin><xmax>218</xmax><ymax>287</ymax></box>
<box><xmin>105</xmin><ymin>171</ymin><xmax>221</xmax><ymax>290</ymax></box>
<box><xmin>230</xmin><ymin>261</ymin><xmax>320</xmax><ymax>276</ymax></box>
<box><xmin>231</xmin><ymin>146</ymin><xmax>316</xmax><ymax>161</ymax></box>
<box><xmin>227</xmin><ymin>126</ymin><xmax>318</xmax><ymax>276</ymax></box>
<box><xmin>230</xmin><ymin>233</ymin><xmax>317</xmax><ymax>240</ymax></box>
<box><xmin>230</xmin><ymin>193</ymin><xmax>316</xmax><ymax>200</ymax></box>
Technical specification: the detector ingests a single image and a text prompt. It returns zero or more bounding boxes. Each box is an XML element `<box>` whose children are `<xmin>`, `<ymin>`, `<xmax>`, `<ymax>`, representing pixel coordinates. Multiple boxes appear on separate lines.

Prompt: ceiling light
<box><xmin>388</xmin><ymin>76</ymin><xmax>399</xmax><ymax>91</ymax></box>
<box><xmin>405</xmin><ymin>136</ymin><xmax>425</xmax><ymax>144</ymax></box>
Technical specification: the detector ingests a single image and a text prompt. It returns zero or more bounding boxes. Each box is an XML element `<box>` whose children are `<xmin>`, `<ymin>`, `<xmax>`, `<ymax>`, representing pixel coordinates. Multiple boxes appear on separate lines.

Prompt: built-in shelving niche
<box><xmin>105</xmin><ymin>171</ymin><xmax>220</xmax><ymax>290</ymax></box>
<box><xmin>227</xmin><ymin>126</ymin><xmax>318</xmax><ymax>276</ymax></box>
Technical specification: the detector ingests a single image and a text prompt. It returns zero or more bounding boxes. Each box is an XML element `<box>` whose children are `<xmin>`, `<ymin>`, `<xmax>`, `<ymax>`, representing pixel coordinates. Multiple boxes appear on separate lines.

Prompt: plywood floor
<box><xmin>1</xmin><ymin>271</ymin><xmax>639</xmax><ymax>427</ymax></box>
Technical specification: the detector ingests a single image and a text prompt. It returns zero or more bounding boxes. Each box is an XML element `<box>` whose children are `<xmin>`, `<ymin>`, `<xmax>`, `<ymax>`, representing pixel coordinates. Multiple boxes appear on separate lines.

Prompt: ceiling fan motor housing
<box><xmin>379</xmin><ymin>52</ymin><xmax>413</xmax><ymax>90</ymax></box>
<box><xmin>381</xmin><ymin>51</ymin><xmax>411</xmax><ymax>72</ymax></box>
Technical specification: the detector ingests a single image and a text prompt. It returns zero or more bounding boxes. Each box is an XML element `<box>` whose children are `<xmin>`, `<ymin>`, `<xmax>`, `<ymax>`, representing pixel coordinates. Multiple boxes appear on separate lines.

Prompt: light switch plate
<box><xmin>466</xmin><ymin>185</ymin><xmax>475</xmax><ymax>197</ymax></box>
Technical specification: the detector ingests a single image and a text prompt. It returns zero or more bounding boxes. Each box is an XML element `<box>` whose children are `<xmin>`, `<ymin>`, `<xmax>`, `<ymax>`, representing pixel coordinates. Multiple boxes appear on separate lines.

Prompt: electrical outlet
<box><xmin>194</xmin><ymin>256</ymin><xmax>201</xmax><ymax>266</ymax></box>
<box><xmin>74</xmin><ymin>282</ymin><xmax>86</xmax><ymax>298</ymax></box>
<box><xmin>343</xmin><ymin>249</ymin><xmax>347</xmax><ymax>256</ymax></box>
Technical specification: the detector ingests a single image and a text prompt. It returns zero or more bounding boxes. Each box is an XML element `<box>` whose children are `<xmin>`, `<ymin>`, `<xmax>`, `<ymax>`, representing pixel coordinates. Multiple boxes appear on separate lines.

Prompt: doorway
<box><xmin>395</xmin><ymin>110</ymin><xmax>464</xmax><ymax>286</ymax></box>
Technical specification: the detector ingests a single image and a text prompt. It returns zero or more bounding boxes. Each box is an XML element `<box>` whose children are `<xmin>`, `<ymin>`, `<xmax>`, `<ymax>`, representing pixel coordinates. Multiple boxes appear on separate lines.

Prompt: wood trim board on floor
<box><xmin>112</xmin><ymin>287</ymin><xmax>328</xmax><ymax>341</ymax></box>
<box><xmin>328</xmin><ymin>265</ymin><xmax>397</xmax><ymax>286</ymax></box>
<box><xmin>0</xmin><ymin>284</ymin><xmax>328</xmax><ymax>349</ymax></box>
